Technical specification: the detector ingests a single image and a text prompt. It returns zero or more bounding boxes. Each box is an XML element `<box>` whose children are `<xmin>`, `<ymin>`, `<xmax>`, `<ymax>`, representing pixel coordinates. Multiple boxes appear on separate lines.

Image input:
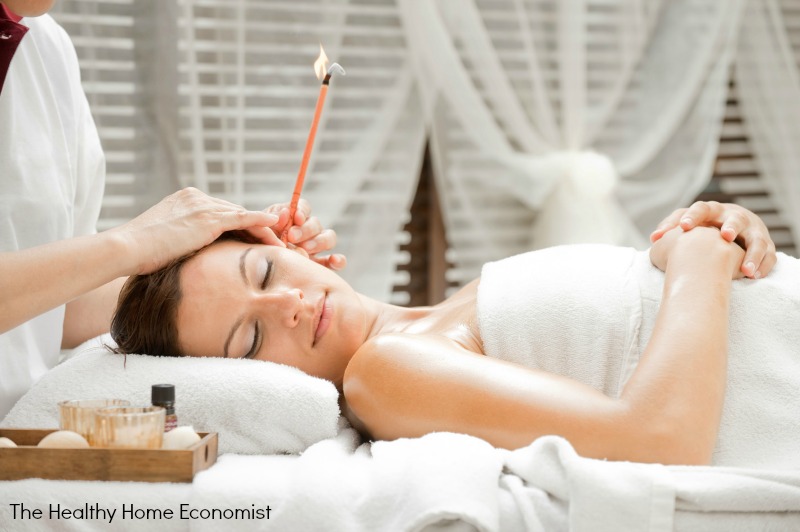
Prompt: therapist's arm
<box><xmin>62</xmin><ymin>278</ymin><xmax>126</xmax><ymax>349</ymax></box>
<box><xmin>0</xmin><ymin>232</ymin><xmax>140</xmax><ymax>337</ymax></box>
<box><xmin>0</xmin><ymin>188</ymin><xmax>278</xmax><ymax>337</ymax></box>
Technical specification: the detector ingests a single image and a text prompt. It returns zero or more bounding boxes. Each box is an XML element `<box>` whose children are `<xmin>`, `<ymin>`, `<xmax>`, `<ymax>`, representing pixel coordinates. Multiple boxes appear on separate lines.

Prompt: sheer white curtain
<box><xmin>398</xmin><ymin>0</ymin><xmax>745</xmax><ymax>284</ymax></box>
<box><xmin>735</xmin><ymin>0</ymin><xmax>800</xmax><ymax>248</ymax></box>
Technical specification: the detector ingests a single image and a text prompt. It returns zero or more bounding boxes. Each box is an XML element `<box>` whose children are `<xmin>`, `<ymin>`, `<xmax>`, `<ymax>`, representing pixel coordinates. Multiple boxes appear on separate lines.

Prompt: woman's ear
<box><xmin>287</xmin><ymin>243</ymin><xmax>310</xmax><ymax>259</ymax></box>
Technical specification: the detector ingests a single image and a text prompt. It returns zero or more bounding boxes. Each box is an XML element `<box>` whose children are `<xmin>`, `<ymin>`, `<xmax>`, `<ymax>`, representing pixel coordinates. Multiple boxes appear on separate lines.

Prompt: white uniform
<box><xmin>0</xmin><ymin>13</ymin><xmax>105</xmax><ymax>419</ymax></box>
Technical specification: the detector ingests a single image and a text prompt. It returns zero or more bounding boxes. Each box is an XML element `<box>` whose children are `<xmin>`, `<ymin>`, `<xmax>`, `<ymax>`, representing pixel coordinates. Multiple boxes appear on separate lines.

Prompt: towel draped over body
<box><xmin>477</xmin><ymin>244</ymin><xmax>800</xmax><ymax>469</ymax></box>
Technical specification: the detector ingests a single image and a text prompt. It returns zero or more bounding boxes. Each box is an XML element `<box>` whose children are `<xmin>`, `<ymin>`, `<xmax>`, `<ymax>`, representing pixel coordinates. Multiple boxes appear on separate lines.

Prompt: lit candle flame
<box><xmin>281</xmin><ymin>44</ymin><xmax>342</xmax><ymax>243</ymax></box>
<box><xmin>314</xmin><ymin>44</ymin><xmax>329</xmax><ymax>80</ymax></box>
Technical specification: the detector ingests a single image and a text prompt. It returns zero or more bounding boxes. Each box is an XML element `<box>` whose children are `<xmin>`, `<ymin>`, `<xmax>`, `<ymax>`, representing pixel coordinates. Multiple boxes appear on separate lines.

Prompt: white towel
<box><xmin>191</xmin><ymin>425</ymin><xmax>503</xmax><ymax>532</ymax></box>
<box><xmin>478</xmin><ymin>245</ymin><xmax>800</xmax><ymax>468</ymax></box>
<box><xmin>502</xmin><ymin>436</ymin><xmax>800</xmax><ymax>532</ymax></box>
<box><xmin>504</xmin><ymin>436</ymin><xmax>675</xmax><ymax>532</ymax></box>
<box><xmin>0</xmin><ymin>478</ymin><xmax>191</xmax><ymax>532</ymax></box>
<box><xmin>478</xmin><ymin>244</ymin><xmax>642</xmax><ymax>397</ymax></box>
<box><xmin>1</xmin><ymin>335</ymin><xmax>341</xmax><ymax>455</ymax></box>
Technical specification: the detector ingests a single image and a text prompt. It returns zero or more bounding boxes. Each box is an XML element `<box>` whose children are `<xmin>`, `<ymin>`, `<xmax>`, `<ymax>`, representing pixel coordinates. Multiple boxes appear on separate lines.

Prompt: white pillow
<box><xmin>1</xmin><ymin>335</ymin><xmax>341</xmax><ymax>455</ymax></box>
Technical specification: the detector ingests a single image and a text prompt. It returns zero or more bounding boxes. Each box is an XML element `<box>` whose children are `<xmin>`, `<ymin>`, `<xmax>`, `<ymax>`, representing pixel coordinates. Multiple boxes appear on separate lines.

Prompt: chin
<box><xmin>3</xmin><ymin>0</ymin><xmax>57</xmax><ymax>17</ymax></box>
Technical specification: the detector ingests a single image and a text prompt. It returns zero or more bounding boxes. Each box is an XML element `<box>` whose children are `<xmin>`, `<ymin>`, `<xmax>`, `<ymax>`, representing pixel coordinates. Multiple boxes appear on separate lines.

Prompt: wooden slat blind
<box><xmin>696</xmin><ymin>76</ymin><xmax>796</xmax><ymax>257</ymax></box>
<box><xmin>51</xmin><ymin>1</ymin><xmax>161</xmax><ymax>231</ymax></box>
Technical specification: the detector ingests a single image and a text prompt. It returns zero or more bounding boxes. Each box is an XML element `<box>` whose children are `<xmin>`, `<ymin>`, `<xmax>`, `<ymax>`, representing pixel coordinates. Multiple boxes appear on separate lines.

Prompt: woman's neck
<box><xmin>355</xmin><ymin>278</ymin><xmax>480</xmax><ymax>345</ymax></box>
<box><xmin>357</xmin><ymin>294</ymin><xmax>435</xmax><ymax>342</ymax></box>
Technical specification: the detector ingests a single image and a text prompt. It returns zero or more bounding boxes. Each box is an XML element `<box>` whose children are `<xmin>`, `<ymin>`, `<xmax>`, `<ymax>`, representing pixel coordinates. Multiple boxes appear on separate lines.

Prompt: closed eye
<box><xmin>245</xmin><ymin>323</ymin><xmax>260</xmax><ymax>359</ymax></box>
<box><xmin>261</xmin><ymin>259</ymin><xmax>273</xmax><ymax>290</ymax></box>
<box><xmin>245</xmin><ymin>259</ymin><xmax>274</xmax><ymax>359</ymax></box>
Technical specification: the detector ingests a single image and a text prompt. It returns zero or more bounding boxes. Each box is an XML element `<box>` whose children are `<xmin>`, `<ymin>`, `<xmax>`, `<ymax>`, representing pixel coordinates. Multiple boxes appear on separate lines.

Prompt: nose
<box><xmin>255</xmin><ymin>288</ymin><xmax>304</xmax><ymax>327</ymax></box>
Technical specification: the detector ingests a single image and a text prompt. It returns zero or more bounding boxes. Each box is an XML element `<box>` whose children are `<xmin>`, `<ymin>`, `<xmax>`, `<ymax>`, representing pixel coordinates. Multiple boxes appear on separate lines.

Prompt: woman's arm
<box><xmin>344</xmin><ymin>227</ymin><xmax>742</xmax><ymax>465</ymax></box>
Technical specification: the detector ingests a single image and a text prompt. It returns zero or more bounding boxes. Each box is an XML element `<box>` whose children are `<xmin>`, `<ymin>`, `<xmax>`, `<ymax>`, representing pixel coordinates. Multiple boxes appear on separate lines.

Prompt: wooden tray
<box><xmin>0</xmin><ymin>428</ymin><xmax>217</xmax><ymax>483</ymax></box>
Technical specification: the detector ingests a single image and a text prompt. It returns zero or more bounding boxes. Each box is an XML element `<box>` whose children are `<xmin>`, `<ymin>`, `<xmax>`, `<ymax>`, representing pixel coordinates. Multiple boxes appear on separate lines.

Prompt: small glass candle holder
<box><xmin>59</xmin><ymin>399</ymin><xmax>131</xmax><ymax>446</ymax></box>
<box><xmin>93</xmin><ymin>406</ymin><xmax>165</xmax><ymax>449</ymax></box>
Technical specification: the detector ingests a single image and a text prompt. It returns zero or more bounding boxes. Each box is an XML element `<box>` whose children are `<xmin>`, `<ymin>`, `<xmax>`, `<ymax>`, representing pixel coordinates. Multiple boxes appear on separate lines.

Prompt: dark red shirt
<box><xmin>0</xmin><ymin>4</ymin><xmax>28</xmax><ymax>94</ymax></box>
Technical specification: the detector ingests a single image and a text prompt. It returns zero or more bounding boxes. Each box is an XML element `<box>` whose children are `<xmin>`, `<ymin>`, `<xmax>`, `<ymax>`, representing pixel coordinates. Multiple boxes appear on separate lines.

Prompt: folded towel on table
<box><xmin>502</xmin><ymin>436</ymin><xmax>800</xmax><ymax>532</ymax></box>
<box><xmin>504</xmin><ymin>435</ymin><xmax>675</xmax><ymax>532</ymax></box>
<box><xmin>191</xmin><ymin>424</ymin><xmax>504</xmax><ymax>532</ymax></box>
<box><xmin>1</xmin><ymin>334</ymin><xmax>341</xmax><ymax>454</ymax></box>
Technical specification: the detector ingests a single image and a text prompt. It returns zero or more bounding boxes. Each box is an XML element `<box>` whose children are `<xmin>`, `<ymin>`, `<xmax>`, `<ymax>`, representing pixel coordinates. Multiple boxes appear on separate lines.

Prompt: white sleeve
<box><xmin>56</xmin><ymin>20</ymin><xmax>106</xmax><ymax>237</ymax></box>
<box><xmin>72</xmin><ymin>92</ymin><xmax>106</xmax><ymax>237</ymax></box>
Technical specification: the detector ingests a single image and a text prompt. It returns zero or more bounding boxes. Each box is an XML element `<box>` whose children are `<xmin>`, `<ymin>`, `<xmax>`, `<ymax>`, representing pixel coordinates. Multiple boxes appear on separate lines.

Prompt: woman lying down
<box><xmin>110</xmin><ymin>202</ymin><xmax>799</xmax><ymax>468</ymax></box>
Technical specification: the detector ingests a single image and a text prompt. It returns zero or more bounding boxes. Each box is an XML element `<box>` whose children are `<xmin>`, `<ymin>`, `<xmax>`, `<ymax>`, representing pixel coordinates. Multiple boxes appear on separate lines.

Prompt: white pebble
<box><xmin>161</xmin><ymin>426</ymin><xmax>201</xmax><ymax>450</ymax></box>
<box><xmin>37</xmin><ymin>430</ymin><xmax>90</xmax><ymax>449</ymax></box>
<box><xmin>0</xmin><ymin>437</ymin><xmax>17</xmax><ymax>448</ymax></box>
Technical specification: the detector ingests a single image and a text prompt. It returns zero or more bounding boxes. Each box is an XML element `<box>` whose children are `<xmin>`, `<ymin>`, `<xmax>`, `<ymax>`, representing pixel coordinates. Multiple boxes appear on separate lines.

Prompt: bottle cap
<box><xmin>151</xmin><ymin>384</ymin><xmax>175</xmax><ymax>404</ymax></box>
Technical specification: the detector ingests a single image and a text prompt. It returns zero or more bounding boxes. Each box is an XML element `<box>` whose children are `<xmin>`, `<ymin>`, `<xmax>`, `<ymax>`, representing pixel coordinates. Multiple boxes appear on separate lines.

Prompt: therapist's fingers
<box><xmin>294</xmin><ymin>198</ymin><xmax>312</xmax><ymax>225</ymax></box>
<box><xmin>288</xmin><ymin>217</ymin><xmax>325</xmax><ymax>246</ymax></box>
<box><xmin>119</xmin><ymin>188</ymin><xmax>287</xmax><ymax>274</ymax></box>
<box><xmin>196</xmin><ymin>209</ymin><xmax>284</xmax><ymax>246</ymax></box>
<box><xmin>263</xmin><ymin>199</ymin><xmax>343</xmax><ymax>267</ymax></box>
<box><xmin>302</xmin><ymin>228</ymin><xmax>337</xmax><ymax>255</ymax></box>
<box><xmin>264</xmin><ymin>199</ymin><xmax>313</xmax><ymax>239</ymax></box>
<box><xmin>202</xmin><ymin>196</ymin><xmax>287</xmax><ymax>246</ymax></box>
<box><xmin>243</xmin><ymin>225</ymin><xmax>286</xmax><ymax>247</ymax></box>
<box><xmin>311</xmin><ymin>253</ymin><xmax>347</xmax><ymax>271</ymax></box>
<box><xmin>264</xmin><ymin>198</ymin><xmax>311</xmax><ymax>223</ymax></box>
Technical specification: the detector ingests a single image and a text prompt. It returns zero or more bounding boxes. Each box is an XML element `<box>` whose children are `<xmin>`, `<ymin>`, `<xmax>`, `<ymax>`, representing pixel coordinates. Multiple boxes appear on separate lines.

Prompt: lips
<box><xmin>313</xmin><ymin>293</ymin><xmax>332</xmax><ymax>346</ymax></box>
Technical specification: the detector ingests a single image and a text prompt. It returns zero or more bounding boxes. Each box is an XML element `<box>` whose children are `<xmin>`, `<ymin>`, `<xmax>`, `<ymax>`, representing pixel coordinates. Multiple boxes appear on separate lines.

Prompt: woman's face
<box><xmin>176</xmin><ymin>240</ymin><xmax>368</xmax><ymax>386</ymax></box>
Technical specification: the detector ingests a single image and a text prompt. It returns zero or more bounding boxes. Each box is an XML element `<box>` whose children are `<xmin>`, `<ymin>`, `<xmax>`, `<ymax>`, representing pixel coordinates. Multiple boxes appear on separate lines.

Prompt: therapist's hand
<box><xmin>649</xmin><ymin>201</ymin><xmax>777</xmax><ymax>279</ymax></box>
<box><xmin>265</xmin><ymin>198</ymin><xmax>346</xmax><ymax>271</ymax></box>
<box><xmin>113</xmin><ymin>188</ymin><xmax>285</xmax><ymax>275</ymax></box>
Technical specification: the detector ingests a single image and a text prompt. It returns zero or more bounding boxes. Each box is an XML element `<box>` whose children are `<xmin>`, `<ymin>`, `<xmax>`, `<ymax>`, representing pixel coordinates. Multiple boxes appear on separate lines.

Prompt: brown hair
<box><xmin>110</xmin><ymin>231</ymin><xmax>260</xmax><ymax>357</ymax></box>
<box><xmin>110</xmin><ymin>252</ymin><xmax>196</xmax><ymax>357</ymax></box>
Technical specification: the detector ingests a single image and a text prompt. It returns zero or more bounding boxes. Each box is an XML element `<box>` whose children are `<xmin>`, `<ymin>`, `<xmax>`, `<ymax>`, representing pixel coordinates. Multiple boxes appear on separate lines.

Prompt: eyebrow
<box><xmin>223</xmin><ymin>247</ymin><xmax>253</xmax><ymax>358</ymax></box>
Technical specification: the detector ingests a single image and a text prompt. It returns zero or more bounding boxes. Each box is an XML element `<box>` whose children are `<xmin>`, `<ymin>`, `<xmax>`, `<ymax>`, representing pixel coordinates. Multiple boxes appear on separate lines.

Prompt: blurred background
<box><xmin>49</xmin><ymin>0</ymin><xmax>799</xmax><ymax>305</ymax></box>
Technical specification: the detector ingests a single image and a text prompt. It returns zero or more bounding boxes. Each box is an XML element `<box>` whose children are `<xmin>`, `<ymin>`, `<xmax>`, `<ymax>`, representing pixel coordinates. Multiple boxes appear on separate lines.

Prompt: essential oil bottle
<box><xmin>151</xmin><ymin>384</ymin><xmax>177</xmax><ymax>432</ymax></box>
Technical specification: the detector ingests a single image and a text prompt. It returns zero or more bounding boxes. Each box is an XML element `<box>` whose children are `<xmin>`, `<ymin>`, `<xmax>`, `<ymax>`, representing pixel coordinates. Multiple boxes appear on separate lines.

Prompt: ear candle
<box><xmin>281</xmin><ymin>46</ymin><xmax>345</xmax><ymax>243</ymax></box>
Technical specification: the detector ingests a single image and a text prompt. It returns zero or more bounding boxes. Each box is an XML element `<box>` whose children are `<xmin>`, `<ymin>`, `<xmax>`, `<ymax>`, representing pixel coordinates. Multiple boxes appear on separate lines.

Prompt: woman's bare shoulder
<box><xmin>342</xmin><ymin>332</ymin><xmax>476</xmax><ymax>440</ymax></box>
<box><xmin>344</xmin><ymin>333</ymin><xmax>467</xmax><ymax>389</ymax></box>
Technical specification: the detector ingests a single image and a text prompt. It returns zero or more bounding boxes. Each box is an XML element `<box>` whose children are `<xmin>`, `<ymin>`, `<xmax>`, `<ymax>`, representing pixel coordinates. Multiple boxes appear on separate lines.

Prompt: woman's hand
<box><xmin>649</xmin><ymin>201</ymin><xmax>776</xmax><ymax>279</ymax></box>
<box><xmin>650</xmin><ymin>226</ymin><xmax>745</xmax><ymax>279</ymax></box>
<box><xmin>266</xmin><ymin>198</ymin><xmax>346</xmax><ymax>271</ymax></box>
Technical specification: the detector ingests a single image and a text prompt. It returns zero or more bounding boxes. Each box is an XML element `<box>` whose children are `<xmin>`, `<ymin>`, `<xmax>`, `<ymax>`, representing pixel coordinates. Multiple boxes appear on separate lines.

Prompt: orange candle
<box><xmin>281</xmin><ymin>46</ymin><xmax>345</xmax><ymax>243</ymax></box>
